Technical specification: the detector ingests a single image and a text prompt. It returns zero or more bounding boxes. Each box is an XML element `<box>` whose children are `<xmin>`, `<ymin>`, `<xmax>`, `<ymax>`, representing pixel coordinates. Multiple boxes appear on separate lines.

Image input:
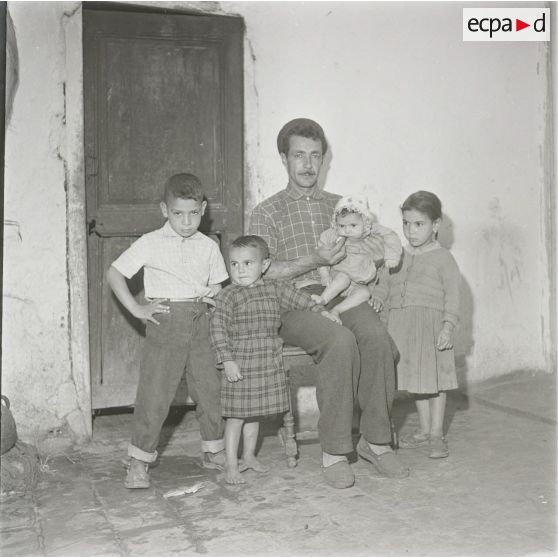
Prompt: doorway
<box><xmin>83</xmin><ymin>6</ymin><xmax>244</xmax><ymax>409</ymax></box>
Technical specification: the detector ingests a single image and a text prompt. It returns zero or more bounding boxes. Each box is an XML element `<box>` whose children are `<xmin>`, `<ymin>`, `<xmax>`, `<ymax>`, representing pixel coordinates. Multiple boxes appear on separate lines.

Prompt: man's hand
<box><xmin>316</xmin><ymin>236</ymin><xmax>346</xmax><ymax>266</ymax></box>
<box><xmin>223</xmin><ymin>361</ymin><xmax>243</xmax><ymax>382</ymax></box>
<box><xmin>132</xmin><ymin>299</ymin><xmax>170</xmax><ymax>325</ymax></box>
<box><xmin>369</xmin><ymin>297</ymin><xmax>384</xmax><ymax>313</ymax></box>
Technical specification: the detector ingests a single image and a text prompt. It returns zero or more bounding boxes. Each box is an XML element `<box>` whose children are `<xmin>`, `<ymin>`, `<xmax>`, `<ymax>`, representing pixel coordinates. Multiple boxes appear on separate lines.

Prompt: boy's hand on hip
<box><xmin>224</xmin><ymin>361</ymin><xmax>243</xmax><ymax>382</ymax></box>
<box><xmin>133</xmin><ymin>299</ymin><xmax>170</xmax><ymax>325</ymax></box>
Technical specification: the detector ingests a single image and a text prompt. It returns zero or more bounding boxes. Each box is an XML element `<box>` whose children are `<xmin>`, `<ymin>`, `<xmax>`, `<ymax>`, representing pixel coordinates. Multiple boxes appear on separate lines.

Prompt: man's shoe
<box><xmin>356</xmin><ymin>438</ymin><xmax>409</xmax><ymax>478</ymax></box>
<box><xmin>321</xmin><ymin>460</ymin><xmax>355</xmax><ymax>489</ymax></box>
<box><xmin>124</xmin><ymin>458</ymin><xmax>150</xmax><ymax>489</ymax></box>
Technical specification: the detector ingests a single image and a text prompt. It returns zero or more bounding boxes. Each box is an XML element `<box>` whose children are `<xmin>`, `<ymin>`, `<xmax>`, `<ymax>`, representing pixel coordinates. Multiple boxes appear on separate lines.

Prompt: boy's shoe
<box><xmin>429</xmin><ymin>436</ymin><xmax>449</xmax><ymax>459</ymax></box>
<box><xmin>125</xmin><ymin>457</ymin><xmax>150</xmax><ymax>489</ymax></box>
<box><xmin>202</xmin><ymin>450</ymin><xmax>226</xmax><ymax>471</ymax></box>
<box><xmin>121</xmin><ymin>455</ymin><xmax>160</xmax><ymax>470</ymax></box>
<box><xmin>399</xmin><ymin>430</ymin><xmax>430</xmax><ymax>449</ymax></box>
<box><xmin>356</xmin><ymin>437</ymin><xmax>409</xmax><ymax>478</ymax></box>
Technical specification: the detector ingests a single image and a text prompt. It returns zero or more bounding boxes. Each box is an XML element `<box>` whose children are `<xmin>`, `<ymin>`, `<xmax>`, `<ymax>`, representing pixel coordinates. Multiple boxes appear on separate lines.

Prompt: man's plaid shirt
<box><xmin>249</xmin><ymin>184</ymin><xmax>341</xmax><ymax>284</ymax></box>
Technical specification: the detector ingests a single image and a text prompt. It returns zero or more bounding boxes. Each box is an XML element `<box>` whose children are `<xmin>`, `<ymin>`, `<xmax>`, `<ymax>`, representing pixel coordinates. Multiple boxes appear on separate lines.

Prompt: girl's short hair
<box><xmin>164</xmin><ymin>173</ymin><xmax>204</xmax><ymax>203</ymax></box>
<box><xmin>401</xmin><ymin>191</ymin><xmax>442</xmax><ymax>221</ymax></box>
<box><xmin>230</xmin><ymin>235</ymin><xmax>270</xmax><ymax>259</ymax></box>
<box><xmin>277</xmin><ymin>118</ymin><xmax>328</xmax><ymax>156</ymax></box>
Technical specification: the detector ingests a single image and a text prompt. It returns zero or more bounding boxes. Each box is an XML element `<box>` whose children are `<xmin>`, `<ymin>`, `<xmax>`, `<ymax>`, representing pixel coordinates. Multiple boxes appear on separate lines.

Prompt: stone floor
<box><xmin>0</xmin><ymin>370</ymin><xmax>555</xmax><ymax>557</ymax></box>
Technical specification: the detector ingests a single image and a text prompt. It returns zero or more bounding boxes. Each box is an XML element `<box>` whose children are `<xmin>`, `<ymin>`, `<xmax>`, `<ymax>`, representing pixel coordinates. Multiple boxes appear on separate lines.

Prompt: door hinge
<box><xmin>87</xmin><ymin>219</ymin><xmax>97</xmax><ymax>236</ymax></box>
<box><xmin>86</xmin><ymin>156</ymin><xmax>98</xmax><ymax>176</ymax></box>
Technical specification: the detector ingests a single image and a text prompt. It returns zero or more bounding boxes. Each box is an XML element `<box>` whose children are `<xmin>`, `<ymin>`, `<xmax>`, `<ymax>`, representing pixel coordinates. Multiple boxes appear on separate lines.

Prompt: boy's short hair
<box><xmin>276</xmin><ymin>118</ymin><xmax>328</xmax><ymax>156</ymax></box>
<box><xmin>230</xmin><ymin>235</ymin><xmax>270</xmax><ymax>260</ymax></box>
<box><xmin>164</xmin><ymin>173</ymin><xmax>204</xmax><ymax>204</ymax></box>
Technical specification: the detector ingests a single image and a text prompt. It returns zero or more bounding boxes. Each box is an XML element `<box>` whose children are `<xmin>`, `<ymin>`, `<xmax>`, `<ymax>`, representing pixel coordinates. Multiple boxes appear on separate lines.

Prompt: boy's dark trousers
<box><xmin>128</xmin><ymin>301</ymin><xmax>224</xmax><ymax>463</ymax></box>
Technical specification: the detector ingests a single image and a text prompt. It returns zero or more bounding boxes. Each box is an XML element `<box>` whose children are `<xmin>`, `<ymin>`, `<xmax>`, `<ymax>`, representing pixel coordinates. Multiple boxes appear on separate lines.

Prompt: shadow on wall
<box><xmin>317</xmin><ymin>137</ymin><xmax>332</xmax><ymax>192</ymax></box>
<box><xmin>438</xmin><ymin>213</ymin><xmax>475</xmax><ymax>391</ymax></box>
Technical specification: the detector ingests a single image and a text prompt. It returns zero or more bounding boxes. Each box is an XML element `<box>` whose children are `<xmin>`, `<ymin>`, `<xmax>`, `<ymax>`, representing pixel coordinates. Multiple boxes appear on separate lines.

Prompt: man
<box><xmin>249</xmin><ymin>118</ymin><xmax>409</xmax><ymax>488</ymax></box>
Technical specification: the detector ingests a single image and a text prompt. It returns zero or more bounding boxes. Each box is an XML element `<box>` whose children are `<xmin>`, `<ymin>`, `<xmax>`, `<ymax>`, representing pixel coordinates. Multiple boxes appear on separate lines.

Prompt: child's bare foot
<box><xmin>329</xmin><ymin>309</ymin><xmax>342</xmax><ymax>324</ymax></box>
<box><xmin>241</xmin><ymin>456</ymin><xmax>269</xmax><ymax>473</ymax></box>
<box><xmin>321</xmin><ymin>310</ymin><xmax>342</xmax><ymax>325</ymax></box>
<box><xmin>224</xmin><ymin>463</ymin><xmax>246</xmax><ymax>484</ymax></box>
<box><xmin>311</xmin><ymin>294</ymin><xmax>326</xmax><ymax>305</ymax></box>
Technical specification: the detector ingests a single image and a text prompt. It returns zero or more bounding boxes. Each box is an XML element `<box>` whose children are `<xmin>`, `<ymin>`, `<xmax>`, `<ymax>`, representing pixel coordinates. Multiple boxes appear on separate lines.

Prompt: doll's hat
<box><xmin>334</xmin><ymin>196</ymin><xmax>373</xmax><ymax>221</ymax></box>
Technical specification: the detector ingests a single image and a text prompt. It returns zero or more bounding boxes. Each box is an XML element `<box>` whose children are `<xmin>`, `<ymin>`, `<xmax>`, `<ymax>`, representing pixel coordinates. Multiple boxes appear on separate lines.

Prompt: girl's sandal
<box><xmin>398</xmin><ymin>430</ymin><xmax>430</xmax><ymax>449</ymax></box>
<box><xmin>429</xmin><ymin>436</ymin><xmax>449</xmax><ymax>459</ymax></box>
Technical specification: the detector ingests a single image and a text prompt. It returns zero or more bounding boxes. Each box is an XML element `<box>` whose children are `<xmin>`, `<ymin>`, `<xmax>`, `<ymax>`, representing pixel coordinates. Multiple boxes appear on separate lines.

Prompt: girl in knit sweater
<box><xmin>370</xmin><ymin>191</ymin><xmax>460</xmax><ymax>459</ymax></box>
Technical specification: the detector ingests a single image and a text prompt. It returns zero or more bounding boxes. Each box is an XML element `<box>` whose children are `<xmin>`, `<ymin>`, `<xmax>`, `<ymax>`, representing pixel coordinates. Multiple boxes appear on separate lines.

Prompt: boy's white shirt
<box><xmin>111</xmin><ymin>221</ymin><xmax>228</xmax><ymax>299</ymax></box>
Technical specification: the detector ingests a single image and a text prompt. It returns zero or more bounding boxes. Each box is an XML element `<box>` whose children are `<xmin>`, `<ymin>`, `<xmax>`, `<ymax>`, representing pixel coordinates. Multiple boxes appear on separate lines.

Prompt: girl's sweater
<box><xmin>371</xmin><ymin>244</ymin><xmax>460</xmax><ymax>326</ymax></box>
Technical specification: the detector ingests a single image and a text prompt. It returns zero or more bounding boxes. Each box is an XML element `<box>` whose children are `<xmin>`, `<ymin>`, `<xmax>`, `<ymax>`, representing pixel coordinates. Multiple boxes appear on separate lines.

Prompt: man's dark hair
<box><xmin>276</xmin><ymin>118</ymin><xmax>328</xmax><ymax>156</ymax></box>
<box><xmin>164</xmin><ymin>173</ymin><xmax>204</xmax><ymax>203</ymax></box>
<box><xmin>230</xmin><ymin>235</ymin><xmax>270</xmax><ymax>260</ymax></box>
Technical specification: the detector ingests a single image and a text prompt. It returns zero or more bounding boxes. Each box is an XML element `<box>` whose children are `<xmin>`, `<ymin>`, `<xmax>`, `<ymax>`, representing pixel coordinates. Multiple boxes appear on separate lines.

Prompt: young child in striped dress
<box><xmin>370</xmin><ymin>191</ymin><xmax>461</xmax><ymax>459</ymax></box>
<box><xmin>209</xmin><ymin>235</ymin><xmax>338</xmax><ymax>484</ymax></box>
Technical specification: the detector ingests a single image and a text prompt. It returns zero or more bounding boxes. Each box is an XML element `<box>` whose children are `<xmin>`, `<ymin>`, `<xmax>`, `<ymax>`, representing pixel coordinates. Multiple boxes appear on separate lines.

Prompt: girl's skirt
<box><xmin>388</xmin><ymin>306</ymin><xmax>458</xmax><ymax>394</ymax></box>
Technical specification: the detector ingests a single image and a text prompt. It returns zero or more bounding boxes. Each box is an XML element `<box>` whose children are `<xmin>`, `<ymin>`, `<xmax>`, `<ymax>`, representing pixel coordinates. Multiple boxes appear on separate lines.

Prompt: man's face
<box><xmin>160</xmin><ymin>197</ymin><xmax>206</xmax><ymax>238</ymax></box>
<box><xmin>281</xmin><ymin>135</ymin><xmax>324</xmax><ymax>190</ymax></box>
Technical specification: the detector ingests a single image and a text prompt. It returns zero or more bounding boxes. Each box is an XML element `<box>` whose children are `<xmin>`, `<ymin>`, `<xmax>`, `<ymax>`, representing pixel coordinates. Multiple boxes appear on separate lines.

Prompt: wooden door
<box><xmin>84</xmin><ymin>8</ymin><xmax>243</xmax><ymax>409</ymax></box>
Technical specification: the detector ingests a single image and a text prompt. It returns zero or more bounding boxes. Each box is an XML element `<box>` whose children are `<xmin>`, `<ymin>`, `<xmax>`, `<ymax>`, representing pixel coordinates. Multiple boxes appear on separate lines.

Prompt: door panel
<box><xmin>84</xmin><ymin>9</ymin><xmax>243</xmax><ymax>409</ymax></box>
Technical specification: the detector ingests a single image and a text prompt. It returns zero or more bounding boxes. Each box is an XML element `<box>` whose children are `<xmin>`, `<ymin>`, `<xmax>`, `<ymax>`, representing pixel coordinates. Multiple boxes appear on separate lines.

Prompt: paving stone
<box><xmin>120</xmin><ymin>524</ymin><xmax>197</xmax><ymax>556</ymax></box>
<box><xmin>0</xmin><ymin>526</ymin><xmax>42</xmax><ymax>556</ymax></box>
<box><xmin>41</xmin><ymin>510</ymin><xmax>120</xmax><ymax>556</ymax></box>
<box><xmin>0</xmin><ymin>373</ymin><xmax>555</xmax><ymax>556</ymax></box>
<box><xmin>0</xmin><ymin>494</ymin><xmax>35</xmax><ymax>531</ymax></box>
<box><xmin>202</xmin><ymin>530</ymin><xmax>283</xmax><ymax>556</ymax></box>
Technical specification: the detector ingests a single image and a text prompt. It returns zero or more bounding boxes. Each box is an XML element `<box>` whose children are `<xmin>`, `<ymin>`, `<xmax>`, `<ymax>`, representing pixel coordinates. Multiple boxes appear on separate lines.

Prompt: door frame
<box><xmin>64</xmin><ymin>3</ymin><xmax>245</xmax><ymax>439</ymax></box>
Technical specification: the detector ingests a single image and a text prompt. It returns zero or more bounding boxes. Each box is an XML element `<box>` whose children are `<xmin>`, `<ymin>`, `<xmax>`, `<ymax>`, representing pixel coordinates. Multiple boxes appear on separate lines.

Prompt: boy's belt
<box><xmin>146</xmin><ymin>296</ymin><xmax>216</xmax><ymax>307</ymax></box>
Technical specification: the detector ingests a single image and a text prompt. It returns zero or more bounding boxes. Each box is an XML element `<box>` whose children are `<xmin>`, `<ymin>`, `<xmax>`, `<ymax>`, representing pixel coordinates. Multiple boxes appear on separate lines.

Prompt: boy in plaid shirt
<box><xmin>107</xmin><ymin>173</ymin><xmax>229</xmax><ymax>489</ymax></box>
<box><xmin>209</xmin><ymin>235</ymin><xmax>338</xmax><ymax>484</ymax></box>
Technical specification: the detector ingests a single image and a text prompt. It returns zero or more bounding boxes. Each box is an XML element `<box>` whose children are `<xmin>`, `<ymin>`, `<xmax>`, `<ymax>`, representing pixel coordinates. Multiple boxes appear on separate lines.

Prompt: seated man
<box><xmin>249</xmin><ymin>118</ymin><xmax>409</xmax><ymax>488</ymax></box>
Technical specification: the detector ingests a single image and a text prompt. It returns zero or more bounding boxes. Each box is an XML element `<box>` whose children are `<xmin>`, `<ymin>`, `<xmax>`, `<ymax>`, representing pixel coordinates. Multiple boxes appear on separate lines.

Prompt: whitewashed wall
<box><xmin>2</xmin><ymin>1</ymin><xmax>554</xmax><ymax>441</ymax></box>
<box><xmin>3</xmin><ymin>2</ymin><xmax>89</xmax><ymax>442</ymax></box>
<box><xmin>232</xmin><ymin>0</ymin><xmax>553</xmax><ymax>384</ymax></box>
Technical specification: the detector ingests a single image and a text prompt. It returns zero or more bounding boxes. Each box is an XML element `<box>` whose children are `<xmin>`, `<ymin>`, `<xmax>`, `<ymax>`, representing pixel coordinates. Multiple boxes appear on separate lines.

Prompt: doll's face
<box><xmin>335</xmin><ymin>212</ymin><xmax>366</xmax><ymax>239</ymax></box>
<box><xmin>229</xmin><ymin>246</ymin><xmax>270</xmax><ymax>287</ymax></box>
